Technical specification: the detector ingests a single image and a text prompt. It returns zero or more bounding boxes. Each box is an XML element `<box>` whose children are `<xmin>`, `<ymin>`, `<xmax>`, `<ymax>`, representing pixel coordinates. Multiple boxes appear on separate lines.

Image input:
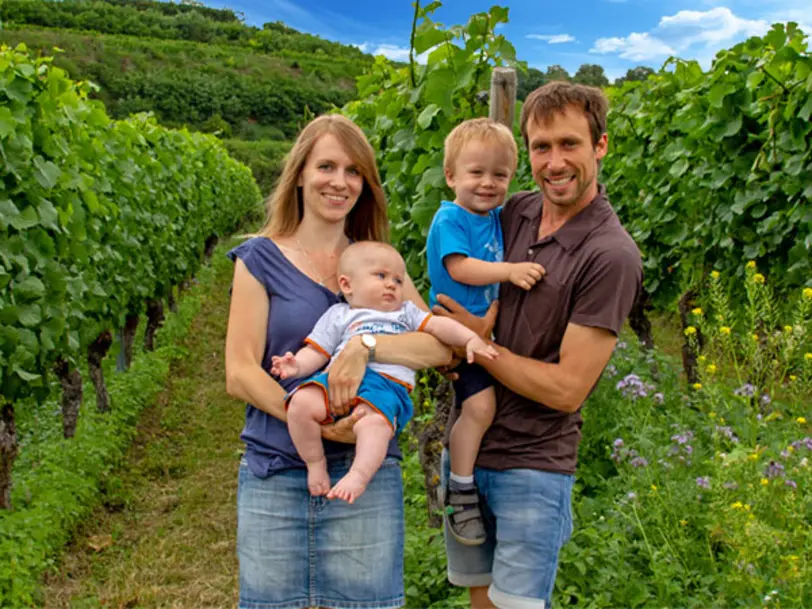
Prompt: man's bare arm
<box><xmin>477</xmin><ymin>323</ymin><xmax>617</xmax><ymax>413</ymax></box>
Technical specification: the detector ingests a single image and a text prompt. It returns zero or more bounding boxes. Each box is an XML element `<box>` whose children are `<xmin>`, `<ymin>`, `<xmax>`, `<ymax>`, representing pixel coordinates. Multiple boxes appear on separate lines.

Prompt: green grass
<box><xmin>39</xmin><ymin>243</ymin><xmax>244</xmax><ymax>608</ymax></box>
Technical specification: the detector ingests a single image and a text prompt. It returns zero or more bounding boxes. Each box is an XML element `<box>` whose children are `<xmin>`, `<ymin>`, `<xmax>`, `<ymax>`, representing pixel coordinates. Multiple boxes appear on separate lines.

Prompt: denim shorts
<box><xmin>237</xmin><ymin>453</ymin><xmax>405</xmax><ymax>609</ymax></box>
<box><xmin>441</xmin><ymin>450</ymin><xmax>574</xmax><ymax>609</ymax></box>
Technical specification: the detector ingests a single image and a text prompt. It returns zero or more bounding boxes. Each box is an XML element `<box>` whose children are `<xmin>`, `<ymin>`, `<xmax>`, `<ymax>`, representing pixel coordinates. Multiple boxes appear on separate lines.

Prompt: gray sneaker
<box><xmin>444</xmin><ymin>486</ymin><xmax>487</xmax><ymax>546</ymax></box>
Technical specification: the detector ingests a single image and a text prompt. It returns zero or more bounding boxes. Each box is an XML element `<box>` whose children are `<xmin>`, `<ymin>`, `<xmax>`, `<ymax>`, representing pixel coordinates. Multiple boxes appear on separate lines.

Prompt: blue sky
<box><xmin>210</xmin><ymin>0</ymin><xmax>810</xmax><ymax>82</ymax></box>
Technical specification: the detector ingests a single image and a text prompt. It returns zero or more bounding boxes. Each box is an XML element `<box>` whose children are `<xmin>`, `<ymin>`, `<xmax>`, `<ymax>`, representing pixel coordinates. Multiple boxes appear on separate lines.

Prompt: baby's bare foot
<box><xmin>327</xmin><ymin>470</ymin><xmax>369</xmax><ymax>504</ymax></box>
<box><xmin>306</xmin><ymin>460</ymin><xmax>330</xmax><ymax>496</ymax></box>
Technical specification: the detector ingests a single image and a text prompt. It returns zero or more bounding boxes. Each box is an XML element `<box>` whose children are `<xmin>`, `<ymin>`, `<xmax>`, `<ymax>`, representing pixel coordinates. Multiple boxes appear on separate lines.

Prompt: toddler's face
<box><xmin>446</xmin><ymin>139</ymin><xmax>514</xmax><ymax>215</ymax></box>
<box><xmin>343</xmin><ymin>249</ymin><xmax>406</xmax><ymax>312</ymax></box>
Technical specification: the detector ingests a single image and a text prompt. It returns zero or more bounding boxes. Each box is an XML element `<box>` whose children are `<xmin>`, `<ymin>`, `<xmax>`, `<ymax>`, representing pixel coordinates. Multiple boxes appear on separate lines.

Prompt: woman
<box><xmin>225</xmin><ymin>114</ymin><xmax>450</xmax><ymax>609</ymax></box>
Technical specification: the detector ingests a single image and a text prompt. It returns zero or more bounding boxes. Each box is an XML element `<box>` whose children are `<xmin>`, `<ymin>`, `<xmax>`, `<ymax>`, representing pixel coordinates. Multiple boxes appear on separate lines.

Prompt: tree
<box><xmin>614</xmin><ymin>66</ymin><xmax>655</xmax><ymax>86</ymax></box>
<box><xmin>517</xmin><ymin>66</ymin><xmax>546</xmax><ymax>99</ymax></box>
<box><xmin>544</xmin><ymin>64</ymin><xmax>571</xmax><ymax>82</ymax></box>
<box><xmin>573</xmin><ymin>63</ymin><xmax>609</xmax><ymax>87</ymax></box>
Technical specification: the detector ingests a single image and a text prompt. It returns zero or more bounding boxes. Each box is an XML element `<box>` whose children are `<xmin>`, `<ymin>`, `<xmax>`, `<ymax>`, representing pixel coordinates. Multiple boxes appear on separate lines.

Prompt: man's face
<box><xmin>526</xmin><ymin>105</ymin><xmax>608</xmax><ymax>210</ymax></box>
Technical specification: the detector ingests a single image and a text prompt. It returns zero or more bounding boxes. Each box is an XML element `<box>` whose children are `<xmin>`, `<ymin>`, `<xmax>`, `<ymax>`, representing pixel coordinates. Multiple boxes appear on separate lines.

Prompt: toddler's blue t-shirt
<box><xmin>427</xmin><ymin>200</ymin><xmax>503</xmax><ymax>317</ymax></box>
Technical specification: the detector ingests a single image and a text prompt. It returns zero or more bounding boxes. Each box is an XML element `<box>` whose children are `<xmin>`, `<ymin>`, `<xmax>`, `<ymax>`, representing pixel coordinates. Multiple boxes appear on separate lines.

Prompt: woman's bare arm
<box><xmin>225</xmin><ymin>259</ymin><xmax>358</xmax><ymax>442</ymax></box>
<box><xmin>225</xmin><ymin>260</ymin><xmax>289</xmax><ymax>419</ymax></box>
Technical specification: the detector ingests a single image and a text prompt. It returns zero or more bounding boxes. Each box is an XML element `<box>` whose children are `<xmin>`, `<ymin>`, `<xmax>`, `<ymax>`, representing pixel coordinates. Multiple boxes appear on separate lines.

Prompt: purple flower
<box><xmin>653</xmin><ymin>392</ymin><xmax>664</xmax><ymax>404</ymax></box>
<box><xmin>760</xmin><ymin>394</ymin><xmax>772</xmax><ymax>406</ymax></box>
<box><xmin>785</xmin><ymin>479</ymin><xmax>797</xmax><ymax>489</ymax></box>
<box><xmin>671</xmin><ymin>431</ymin><xmax>694</xmax><ymax>445</ymax></box>
<box><xmin>616</xmin><ymin>373</ymin><xmax>656</xmax><ymax>400</ymax></box>
<box><xmin>734</xmin><ymin>383</ymin><xmax>756</xmax><ymax>397</ymax></box>
<box><xmin>723</xmin><ymin>481</ymin><xmax>739</xmax><ymax>490</ymax></box>
<box><xmin>715</xmin><ymin>426</ymin><xmax>739</xmax><ymax>443</ymax></box>
<box><xmin>614</xmin><ymin>438</ymin><xmax>624</xmax><ymax>448</ymax></box>
<box><xmin>630</xmin><ymin>456</ymin><xmax>648</xmax><ymax>468</ymax></box>
<box><xmin>696</xmin><ymin>476</ymin><xmax>711</xmax><ymax>489</ymax></box>
<box><xmin>616</xmin><ymin>341</ymin><xmax>628</xmax><ymax>350</ymax></box>
<box><xmin>627</xmin><ymin>492</ymin><xmax>637</xmax><ymax>500</ymax></box>
<box><xmin>790</xmin><ymin>437</ymin><xmax>812</xmax><ymax>452</ymax></box>
<box><xmin>780</xmin><ymin>449</ymin><xmax>790</xmax><ymax>459</ymax></box>
<box><xmin>764</xmin><ymin>460</ymin><xmax>785</xmax><ymax>479</ymax></box>
<box><xmin>605</xmin><ymin>364</ymin><xmax>617</xmax><ymax>377</ymax></box>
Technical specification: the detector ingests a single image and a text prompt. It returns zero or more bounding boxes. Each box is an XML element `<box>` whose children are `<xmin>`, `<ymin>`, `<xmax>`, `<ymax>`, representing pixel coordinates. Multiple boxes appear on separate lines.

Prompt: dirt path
<box><xmin>42</xmin><ymin>252</ymin><xmax>245</xmax><ymax>609</ymax></box>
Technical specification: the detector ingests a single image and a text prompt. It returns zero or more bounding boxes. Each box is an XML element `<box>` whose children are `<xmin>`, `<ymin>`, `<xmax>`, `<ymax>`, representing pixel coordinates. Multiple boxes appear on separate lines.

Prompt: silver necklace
<box><xmin>296</xmin><ymin>238</ymin><xmax>337</xmax><ymax>286</ymax></box>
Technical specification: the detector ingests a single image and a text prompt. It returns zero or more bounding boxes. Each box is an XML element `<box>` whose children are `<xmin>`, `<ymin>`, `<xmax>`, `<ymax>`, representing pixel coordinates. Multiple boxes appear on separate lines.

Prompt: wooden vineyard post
<box><xmin>489</xmin><ymin>67</ymin><xmax>517</xmax><ymax>129</ymax></box>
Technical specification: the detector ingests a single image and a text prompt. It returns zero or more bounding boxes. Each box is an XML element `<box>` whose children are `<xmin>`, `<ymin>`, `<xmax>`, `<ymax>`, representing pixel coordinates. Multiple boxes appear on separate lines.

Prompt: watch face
<box><xmin>362</xmin><ymin>334</ymin><xmax>376</xmax><ymax>348</ymax></box>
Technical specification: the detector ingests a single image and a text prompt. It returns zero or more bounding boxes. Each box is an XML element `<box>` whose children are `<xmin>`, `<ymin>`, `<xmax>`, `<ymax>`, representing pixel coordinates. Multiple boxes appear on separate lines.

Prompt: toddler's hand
<box><xmin>270</xmin><ymin>352</ymin><xmax>299</xmax><ymax>379</ymax></box>
<box><xmin>508</xmin><ymin>262</ymin><xmax>545</xmax><ymax>291</ymax></box>
<box><xmin>464</xmin><ymin>336</ymin><xmax>499</xmax><ymax>364</ymax></box>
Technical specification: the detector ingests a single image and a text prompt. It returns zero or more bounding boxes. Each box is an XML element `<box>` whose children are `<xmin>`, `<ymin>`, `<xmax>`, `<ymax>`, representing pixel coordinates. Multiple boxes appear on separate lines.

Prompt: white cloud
<box><xmin>589</xmin><ymin>6</ymin><xmax>790</xmax><ymax>66</ymax></box>
<box><xmin>591</xmin><ymin>32</ymin><xmax>676</xmax><ymax>61</ymax></box>
<box><xmin>354</xmin><ymin>43</ymin><xmax>429</xmax><ymax>64</ymax></box>
<box><xmin>658</xmin><ymin>7</ymin><xmax>769</xmax><ymax>48</ymax></box>
<box><xmin>527</xmin><ymin>34</ymin><xmax>577</xmax><ymax>44</ymax></box>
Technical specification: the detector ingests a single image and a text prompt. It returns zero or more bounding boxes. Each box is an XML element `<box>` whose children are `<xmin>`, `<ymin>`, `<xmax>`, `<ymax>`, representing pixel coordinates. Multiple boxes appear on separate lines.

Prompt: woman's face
<box><xmin>298</xmin><ymin>133</ymin><xmax>364</xmax><ymax>225</ymax></box>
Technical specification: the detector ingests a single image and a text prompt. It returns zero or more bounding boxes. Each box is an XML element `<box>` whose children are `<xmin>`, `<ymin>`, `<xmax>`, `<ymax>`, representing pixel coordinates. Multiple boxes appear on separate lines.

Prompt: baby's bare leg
<box><xmin>328</xmin><ymin>406</ymin><xmax>392</xmax><ymax>504</ymax></box>
<box><xmin>450</xmin><ymin>387</ymin><xmax>496</xmax><ymax>477</ymax></box>
<box><xmin>287</xmin><ymin>387</ymin><xmax>331</xmax><ymax>496</ymax></box>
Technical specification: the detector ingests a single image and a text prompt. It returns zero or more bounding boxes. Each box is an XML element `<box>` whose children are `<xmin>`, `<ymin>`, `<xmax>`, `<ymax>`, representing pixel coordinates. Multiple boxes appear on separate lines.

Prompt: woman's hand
<box><xmin>320</xmin><ymin>409</ymin><xmax>364</xmax><ymax>443</ymax></box>
<box><xmin>327</xmin><ymin>336</ymin><xmax>368</xmax><ymax>415</ymax></box>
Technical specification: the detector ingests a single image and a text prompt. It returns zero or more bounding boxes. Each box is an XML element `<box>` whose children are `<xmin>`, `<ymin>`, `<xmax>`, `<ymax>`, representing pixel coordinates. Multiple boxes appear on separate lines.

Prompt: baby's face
<box><xmin>344</xmin><ymin>249</ymin><xmax>406</xmax><ymax>312</ymax></box>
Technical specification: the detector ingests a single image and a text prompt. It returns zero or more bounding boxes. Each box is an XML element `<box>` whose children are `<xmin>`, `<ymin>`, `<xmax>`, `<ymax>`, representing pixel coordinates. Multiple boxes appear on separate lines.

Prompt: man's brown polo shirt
<box><xmin>449</xmin><ymin>187</ymin><xmax>642</xmax><ymax>475</ymax></box>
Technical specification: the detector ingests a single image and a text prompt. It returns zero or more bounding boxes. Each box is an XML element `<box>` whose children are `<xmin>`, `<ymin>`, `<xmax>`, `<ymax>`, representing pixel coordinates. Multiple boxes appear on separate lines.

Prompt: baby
<box><xmin>426</xmin><ymin>117</ymin><xmax>544</xmax><ymax>545</ymax></box>
<box><xmin>271</xmin><ymin>241</ymin><xmax>498</xmax><ymax>504</ymax></box>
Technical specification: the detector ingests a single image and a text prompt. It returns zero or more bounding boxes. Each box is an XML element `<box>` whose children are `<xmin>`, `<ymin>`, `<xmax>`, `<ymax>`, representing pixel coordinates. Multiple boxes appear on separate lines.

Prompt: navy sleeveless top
<box><xmin>227</xmin><ymin>237</ymin><xmax>401</xmax><ymax>478</ymax></box>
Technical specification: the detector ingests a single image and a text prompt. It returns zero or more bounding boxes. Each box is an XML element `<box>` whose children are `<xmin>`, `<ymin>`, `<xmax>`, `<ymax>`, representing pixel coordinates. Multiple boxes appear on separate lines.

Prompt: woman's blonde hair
<box><xmin>261</xmin><ymin>114</ymin><xmax>389</xmax><ymax>242</ymax></box>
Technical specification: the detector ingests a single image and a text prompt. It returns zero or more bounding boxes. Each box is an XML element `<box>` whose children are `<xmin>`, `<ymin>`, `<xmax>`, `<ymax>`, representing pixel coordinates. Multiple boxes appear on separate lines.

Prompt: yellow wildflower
<box><xmin>805</xmin><ymin>353</ymin><xmax>812</xmax><ymax>361</ymax></box>
<box><xmin>789</xmin><ymin>375</ymin><xmax>797</xmax><ymax>382</ymax></box>
<box><xmin>680</xmin><ymin>519</ymin><xmax>688</xmax><ymax>526</ymax></box>
<box><xmin>684</xmin><ymin>326</ymin><xmax>697</xmax><ymax>336</ymax></box>
<box><xmin>720</xmin><ymin>326</ymin><xmax>731</xmax><ymax>335</ymax></box>
<box><xmin>746</xmin><ymin>261</ymin><xmax>757</xmax><ymax>270</ymax></box>
<box><xmin>651</xmin><ymin>484</ymin><xmax>658</xmax><ymax>491</ymax></box>
<box><xmin>698</xmin><ymin>355</ymin><xmax>707</xmax><ymax>363</ymax></box>
<box><xmin>752</xmin><ymin>333</ymin><xmax>759</xmax><ymax>341</ymax></box>
<box><xmin>761</xmin><ymin>478</ymin><xmax>769</xmax><ymax>486</ymax></box>
<box><xmin>797</xmin><ymin>417</ymin><xmax>807</xmax><ymax>425</ymax></box>
<box><xmin>803</xmin><ymin>287</ymin><xmax>812</xmax><ymax>300</ymax></box>
<box><xmin>709</xmin><ymin>411</ymin><xmax>717</xmax><ymax>419</ymax></box>
<box><xmin>711</xmin><ymin>270</ymin><xmax>720</xmax><ymax>280</ymax></box>
<box><xmin>707</xmin><ymin>364</ymin><xmax>717</xmax><ymax>374</ymax></box>
<box><xmin>693</xmin><ymin>383</ymin><xmax>702</xmax><ymax>390</ymax></box>
<box><xmin>753</xmin><ymin>273</ymin><xmax>765</xmax><ymax>284</ymax></box>
<box><xmin>787</xmin><ymin>445</ymin><xmax>795</xmax><ymax>453</ymax></box>
<box><xmin>784</xmin><ymin>325</ymin><xmax>793</xmax><ymax>334</ymax></box>
<box><xmin>744</xmin><ymin>504</ymin><xmax>751</xmax><ymax>511</ymax></box>
<box><xmin>692</xmin><ymin>307</ymin><xmax>703</xmax><ymax>316</ymax></box>
<box><xmin>748</xmin><ymin>453</ymin><xmax>759</xmax><ymax>461</ymax></box>
<box><xmin>731</xmin><ymin>501</ymin><xmax>743</xmax><ymax>509</ymax></box>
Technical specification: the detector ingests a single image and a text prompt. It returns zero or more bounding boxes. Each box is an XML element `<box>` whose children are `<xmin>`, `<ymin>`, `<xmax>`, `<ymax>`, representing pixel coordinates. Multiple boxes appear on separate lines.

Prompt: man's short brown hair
<box><xmin>520</xmin><ymin>81</ymin><xmax>609</xmax><ymax>148</ymax></box>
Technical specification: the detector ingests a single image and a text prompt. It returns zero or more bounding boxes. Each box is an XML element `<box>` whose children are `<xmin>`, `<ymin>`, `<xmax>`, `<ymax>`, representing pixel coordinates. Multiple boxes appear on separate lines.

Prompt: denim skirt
<box><xmin>237</xmin><ymin>453</ymin><xmax>405</xmax><ymax>609</ymax></box>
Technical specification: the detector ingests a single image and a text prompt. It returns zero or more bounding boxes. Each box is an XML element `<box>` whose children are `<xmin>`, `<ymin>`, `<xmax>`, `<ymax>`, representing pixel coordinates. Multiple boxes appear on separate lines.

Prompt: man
<box><xmin>434</xmin><ymin>81</ymin><xmax>642</xmax><ymax>609</ymax></box>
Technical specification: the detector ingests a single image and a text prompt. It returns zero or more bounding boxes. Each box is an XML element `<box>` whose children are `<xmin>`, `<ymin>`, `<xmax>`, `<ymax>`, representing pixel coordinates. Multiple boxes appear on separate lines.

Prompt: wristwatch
<box><xmin>361</xmin><ymin>334</ymin><xmax>377</xmax><ymax>362</ymax></box>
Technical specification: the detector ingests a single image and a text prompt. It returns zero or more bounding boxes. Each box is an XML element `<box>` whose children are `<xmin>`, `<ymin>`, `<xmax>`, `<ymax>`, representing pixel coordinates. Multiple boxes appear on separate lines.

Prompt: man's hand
<box><xmin>465</xmin><ymin>335</ymin><xmax>498</xmax><ymax>363</ymax></box>
<box><xmin>327</xmin><ymin>336</ymin><xmax>368</xmax><ymax>416</ymax></box>
<box><xmin>270</xmin><ymin>352</ymin><xmax>299</xmax><ymax>379</ymax></box>
<box><xmin>432</xmin><ymin>294</ymin><xmax>498</xmax><ymax>339</ymax></box>
<box><xmin>320</xmin><ymin>408</ymin><xmax>364</xmax><ymax>443</ymax></box>
<box><xmin>508</xmin><ymin>262</ymin><xmax>545</xmax><ymax>291</ymax></box>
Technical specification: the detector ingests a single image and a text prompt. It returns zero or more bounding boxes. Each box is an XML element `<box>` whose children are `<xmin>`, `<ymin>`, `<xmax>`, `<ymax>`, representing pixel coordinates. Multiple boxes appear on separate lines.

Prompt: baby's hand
<box><xmin>508</xmin><ymin>262</ymin><xmax>545</xmax><ymax>291</ymax></box>
<box><xmin>464</xmin><ymin>336</ymin><xmax>499</xmax><ymax>364</ymax></box>
<box><xmin>270</xmin><ymin>352</ymin><xmax>299</xmax><ymax>379</ymax></box>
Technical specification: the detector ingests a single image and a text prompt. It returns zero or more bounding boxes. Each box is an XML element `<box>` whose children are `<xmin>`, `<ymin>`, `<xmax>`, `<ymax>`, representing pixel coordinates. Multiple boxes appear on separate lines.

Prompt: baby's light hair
<box><xmin>338</xmin><ymin>241</ymin><xmax>404</xmax><ymax>278</ymax></box>
<box><xmin>443</xmin><ymin>117</ymin><xmax>518</xmax><ymax>176</ymax></box>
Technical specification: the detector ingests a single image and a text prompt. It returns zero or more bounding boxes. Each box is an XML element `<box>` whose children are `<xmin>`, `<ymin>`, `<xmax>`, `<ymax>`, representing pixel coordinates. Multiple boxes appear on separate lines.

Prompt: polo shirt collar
<box><xmin>520</xmin><ymin>185</ymin><xmax>613</xmax><ymax>252</ymax></box>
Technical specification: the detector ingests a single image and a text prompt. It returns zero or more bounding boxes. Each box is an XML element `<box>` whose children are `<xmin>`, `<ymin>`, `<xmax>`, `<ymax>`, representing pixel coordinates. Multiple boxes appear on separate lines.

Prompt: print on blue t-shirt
<box><xmin>426</xmin><ymin>201</ymin><xmax>503</xmax><ymax>317</ymax></box>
